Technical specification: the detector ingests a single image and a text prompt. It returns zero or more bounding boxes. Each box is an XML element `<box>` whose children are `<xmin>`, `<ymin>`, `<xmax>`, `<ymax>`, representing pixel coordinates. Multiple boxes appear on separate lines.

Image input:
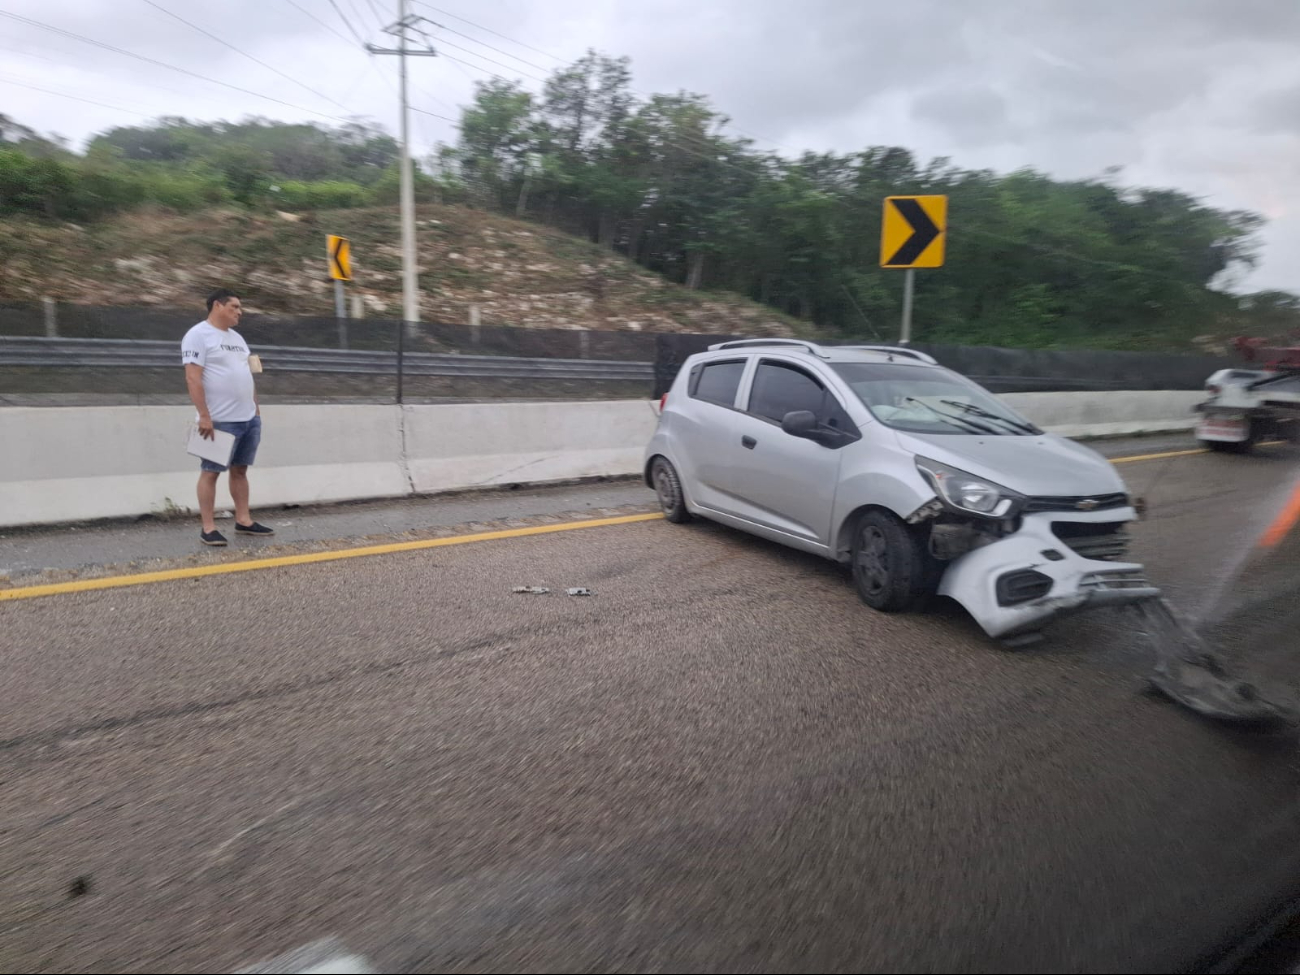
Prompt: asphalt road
<box><xmin>2</xmin><ymin>438</ymin><xmax>1299</xmax><ymax>974</ymax></box>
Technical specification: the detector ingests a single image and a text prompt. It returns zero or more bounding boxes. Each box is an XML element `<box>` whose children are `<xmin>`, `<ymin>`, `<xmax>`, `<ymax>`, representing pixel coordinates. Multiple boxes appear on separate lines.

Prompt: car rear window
<box><xmin>692</xmin><ymin>360</ymin><xmax>746</xmax><ymax>407</ymax></box>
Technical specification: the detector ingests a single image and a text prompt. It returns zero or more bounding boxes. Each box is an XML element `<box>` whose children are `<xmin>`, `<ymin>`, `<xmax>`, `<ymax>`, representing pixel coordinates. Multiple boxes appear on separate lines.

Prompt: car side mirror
<box><xmin>781</xmin><ymin>410</ymin><xmax>820</xmax><ymax>440</ymax></box>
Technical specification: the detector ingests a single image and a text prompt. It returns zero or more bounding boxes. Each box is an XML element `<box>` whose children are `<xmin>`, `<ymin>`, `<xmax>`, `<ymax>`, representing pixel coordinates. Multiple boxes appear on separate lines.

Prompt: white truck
<box><xmin>1195</xmin><ymin>338</ymin><xmax>1300</xmax><ymax>452</ymax></box>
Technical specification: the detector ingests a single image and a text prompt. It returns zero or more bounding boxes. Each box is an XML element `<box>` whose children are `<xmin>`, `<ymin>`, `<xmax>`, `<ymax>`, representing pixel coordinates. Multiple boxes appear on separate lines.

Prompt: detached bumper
<box><xmin>937</xmin><ymin>511</ymin><xmax>1160</xmax><ymax>640</ymax></box>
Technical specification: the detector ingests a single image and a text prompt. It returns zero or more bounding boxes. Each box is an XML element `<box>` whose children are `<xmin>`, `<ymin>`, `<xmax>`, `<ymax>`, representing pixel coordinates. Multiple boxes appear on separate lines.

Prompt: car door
<box><xmin>723</xmin><ymin>358</ymin><xmax>857</xmax><ymax>548</ymax></box>
<box><xmin>672</xmin><ymin>356</ymin><xmax>751</xmax><ymax>515</ymax></box>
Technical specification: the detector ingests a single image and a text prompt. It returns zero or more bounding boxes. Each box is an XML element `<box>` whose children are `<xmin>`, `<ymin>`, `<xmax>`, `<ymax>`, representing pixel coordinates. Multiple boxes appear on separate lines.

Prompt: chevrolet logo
<box><xmin>1075</xmin><ymin>499</ymin><xmax>1100</xmax><ymax>511</ymax></box>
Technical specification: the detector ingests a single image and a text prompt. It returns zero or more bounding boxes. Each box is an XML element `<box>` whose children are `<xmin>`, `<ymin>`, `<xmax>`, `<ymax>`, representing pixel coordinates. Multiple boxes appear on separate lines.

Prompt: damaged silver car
<box><xmin>644</xmin><ymin>339</ymin><xmax>1159</xmax><ymax>642</ymax></box>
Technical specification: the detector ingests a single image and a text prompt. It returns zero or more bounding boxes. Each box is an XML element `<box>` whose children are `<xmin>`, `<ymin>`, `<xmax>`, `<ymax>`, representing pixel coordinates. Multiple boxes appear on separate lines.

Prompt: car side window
<box><xmin>822</xmin><ymin>394</ymin><xmax>855</xmax><ymax>432</ymax></box>
<box><xmin>690</xmin><ymin>359</ymin><xmax>746</xmax><ymax>407</ymax></box>
<box><xmin>748</xmin><ymin>361</ymin><xmax>829</xmax><ymax>422</ymax></box>
<box><xmin>749</xmin><ymin>360</ymin><xmax>860</xmax><ymax>440</ymax></box>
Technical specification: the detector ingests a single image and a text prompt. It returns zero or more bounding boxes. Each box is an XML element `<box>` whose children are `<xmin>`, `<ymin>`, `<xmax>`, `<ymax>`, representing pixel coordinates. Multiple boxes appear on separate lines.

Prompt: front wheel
<box><xmin>650</xmin><ymin>457</ymin><xmax>692</xmax><ymax>524</ymax></box>
<box><xmin>851</xmin><ymin>510</ymin><xmax>939</xmax><ymax>612</ymax></box>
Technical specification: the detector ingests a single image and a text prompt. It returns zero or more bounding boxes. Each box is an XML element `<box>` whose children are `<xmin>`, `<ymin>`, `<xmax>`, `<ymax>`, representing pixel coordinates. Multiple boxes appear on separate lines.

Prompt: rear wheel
<box><xmin>1201</xmin><ymin>438</ymin><xmax>1250</xmax><ymax>453</ymax></box>
<box><xmin>650</xmin><ymin>457</ymin><xmax>692</xmax><ymax>524</ymax></box>
<box><xmin>851</xmin><ymin>510</ymin><xmax>940</xmax><ymax>612</ymax></box>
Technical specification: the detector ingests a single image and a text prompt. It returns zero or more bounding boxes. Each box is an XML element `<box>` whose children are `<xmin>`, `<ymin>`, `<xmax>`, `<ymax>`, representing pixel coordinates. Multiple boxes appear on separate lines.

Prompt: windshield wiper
<box><xmin>903</xmin><ymin>397</ymin><xmax>999</xmax><ymax>435</ymax></box>
<box><xmin>940</xmin><ymin>399</ymin><xmax>1040</xmax><ymax>435</ymax></box>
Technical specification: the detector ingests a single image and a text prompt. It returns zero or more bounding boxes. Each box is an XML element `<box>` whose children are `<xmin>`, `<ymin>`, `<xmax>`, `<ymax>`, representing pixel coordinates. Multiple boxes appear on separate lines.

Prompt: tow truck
<box><xmin>1195</xmin><ymin>337</ymin><xmax>1300</xmax><ymax>451</ymax></box>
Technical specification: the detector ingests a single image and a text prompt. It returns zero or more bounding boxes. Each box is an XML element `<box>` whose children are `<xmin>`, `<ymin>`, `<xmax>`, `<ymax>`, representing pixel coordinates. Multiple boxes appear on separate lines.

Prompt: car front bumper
<box><xmin>937</xmin><ymin>510</ymin><xmax>1160</xmax><ymax>640</ymax></box>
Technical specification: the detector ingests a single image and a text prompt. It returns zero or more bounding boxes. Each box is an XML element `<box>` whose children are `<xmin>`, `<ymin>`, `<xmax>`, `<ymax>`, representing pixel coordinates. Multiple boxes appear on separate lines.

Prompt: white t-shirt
<box><xmin>181</xmin><ymin>322</ymin><xmax>257</xmax><ymax>422</ymax></box>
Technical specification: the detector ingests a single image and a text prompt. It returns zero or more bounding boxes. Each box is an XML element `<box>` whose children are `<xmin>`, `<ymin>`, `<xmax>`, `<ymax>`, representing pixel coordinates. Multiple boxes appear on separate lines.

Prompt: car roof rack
<box><xmin>707</xmin><ymin>338</ymin><xmax>826</xmax><ymax>355</ymax></box>
<box><xmin>835</xmin><ymin>345</ymin><xmax>938</xmax><ymax>364</ymax></box>
<box><xmin>706</xmin><ymin>338</ymin><xmax>938</xmax><ymax>365</ymax></box>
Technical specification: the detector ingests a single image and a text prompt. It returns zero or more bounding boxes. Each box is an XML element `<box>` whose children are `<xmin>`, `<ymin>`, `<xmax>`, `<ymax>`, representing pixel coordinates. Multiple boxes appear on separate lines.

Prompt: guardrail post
<box><xmin>351</xmin><ymin>294</ymin><xmax>364</xmax><ymax>319</ymax></box>
<box><xmin>469</xmin><ymin>304</ymin><xmax>481</xmax><ymax>346</ymax></box>
<box><xmin>43</xmin><ymin>297</ymin><xmax>57</xmax><ymax>338</ymax></box>
<box><xmin>336</xmin><ymin>281</ymin><xmax>349</xmax><ymax>351</ymax></box>
<box><xmin>579</xmin><ymin>329</ymin><xmax>590</xmax><ymax>359</ymax></box>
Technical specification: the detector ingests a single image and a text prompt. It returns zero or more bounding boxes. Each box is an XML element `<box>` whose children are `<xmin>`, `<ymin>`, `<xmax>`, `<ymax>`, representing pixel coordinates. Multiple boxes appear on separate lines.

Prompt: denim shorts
<box><xmin>201</xmin><ymin>416</ymin><xmax>262</xmax><ymax>472</ymax></box>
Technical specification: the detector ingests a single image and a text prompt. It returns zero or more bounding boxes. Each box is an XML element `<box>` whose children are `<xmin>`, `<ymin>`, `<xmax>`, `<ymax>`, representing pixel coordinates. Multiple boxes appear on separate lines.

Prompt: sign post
<box><xmin>880</xmin><ymin>195</ymin><xmax>947</xmax><ymax>344</ymax></box>
<box><xmin>900</xmin><ymin>268</ymin><xmax>916</xmax><ymax>346</ymax></box>
<box><xmin>327</xmin><ymin>234</ymin><xmax>352</xmax><ymax>349</ymax></box>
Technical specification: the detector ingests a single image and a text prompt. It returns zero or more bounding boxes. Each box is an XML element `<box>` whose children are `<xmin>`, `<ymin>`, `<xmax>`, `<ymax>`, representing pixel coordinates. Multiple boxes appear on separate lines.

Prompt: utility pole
<box><xmin>367</xmin><ymin>0</ymin><xmax>436</xmax><ymax>331</ymax></box>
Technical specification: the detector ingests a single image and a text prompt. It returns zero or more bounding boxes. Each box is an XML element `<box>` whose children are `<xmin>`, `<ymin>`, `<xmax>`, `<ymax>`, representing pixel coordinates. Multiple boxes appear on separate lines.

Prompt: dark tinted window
<box><xmin>823</xmin><ymin>396</ymin><xmax>855</xmax><ymax>432</ymax></box>
<box><xmin>749</xmin><ymin>361</ymin><xmax>826</xmax><ymax>422</ymax></box>
<box><xmin>692</xmin><ymin>360</ymin><xmax>745</xmax><ymax>407</ymax></box>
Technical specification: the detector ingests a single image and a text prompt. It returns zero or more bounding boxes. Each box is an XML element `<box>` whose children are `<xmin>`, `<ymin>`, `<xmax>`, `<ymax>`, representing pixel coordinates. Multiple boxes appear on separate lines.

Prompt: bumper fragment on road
<box><xmin>235</xmin><ymin>937</ymin><xmax>375</xmax><ymax>974</ymax></box>
<box><xmin>0</xmin><ymin>513</ymin><xmax>664</xmax><ymax>603</ymax></box>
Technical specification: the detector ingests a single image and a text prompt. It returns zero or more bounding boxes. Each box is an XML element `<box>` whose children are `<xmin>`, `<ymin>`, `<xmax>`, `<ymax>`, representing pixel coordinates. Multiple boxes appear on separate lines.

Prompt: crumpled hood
<box><xmin>892</xmin><ymin>430</ymin><xmax>1127</xmax><ymax>498</ymax></box>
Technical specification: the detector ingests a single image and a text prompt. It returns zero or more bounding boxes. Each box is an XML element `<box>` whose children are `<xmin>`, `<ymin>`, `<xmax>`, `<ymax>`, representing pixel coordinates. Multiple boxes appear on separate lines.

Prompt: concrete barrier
<box><xmin>402</xmin><ymin>400</ymin><xmax>660</xmax><ymax>493</ymax></box>
<box><xmin>1002</xmin><ymin>390</ymin><xmax>1201</xmax><ymax>439</ymax></box>
<box><xmin>0</xmin><ymin>405</ymin><xmax>407</xmax><ymax>528</ymax></box>
<box><xmin>0</xmin><ymin>392</ymin><xmax>1201</xmax><ymax>529</ymax></box>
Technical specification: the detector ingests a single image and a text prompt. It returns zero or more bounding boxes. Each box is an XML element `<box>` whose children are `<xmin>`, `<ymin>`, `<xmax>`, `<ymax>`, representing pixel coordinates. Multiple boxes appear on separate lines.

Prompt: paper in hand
<box><xmin>185</xmin><ymin>423</ymin><xmax>236</xmax><ymax>467</ymax></box>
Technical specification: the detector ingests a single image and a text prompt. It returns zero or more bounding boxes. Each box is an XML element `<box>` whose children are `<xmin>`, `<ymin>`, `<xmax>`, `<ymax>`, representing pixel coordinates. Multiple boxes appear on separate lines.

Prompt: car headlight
<box><xmin>915</xmin><ymin>457</ymin><xmax>1024</xmax><ymax>518</ymax></box>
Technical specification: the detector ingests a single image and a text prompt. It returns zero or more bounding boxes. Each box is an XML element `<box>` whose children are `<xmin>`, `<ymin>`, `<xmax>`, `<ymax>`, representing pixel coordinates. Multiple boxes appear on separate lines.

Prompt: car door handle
<box><xmin>741</xmin><ymin>436</ymin><xmax>757</xmax><ymax>449</ymax></box>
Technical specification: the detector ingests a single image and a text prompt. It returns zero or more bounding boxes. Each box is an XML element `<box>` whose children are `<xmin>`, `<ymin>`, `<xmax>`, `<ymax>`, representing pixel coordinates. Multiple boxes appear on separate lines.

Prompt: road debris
<box><xmin>1135</xmin><ymin>597</ymin><xmax>1295</xmax><ymax>726</ymax></box>
<box><xmin>512</xmin><ymin>586</ymin><xmax>550</xmax><ymax>595</ymax></box>
<box><xmin>566</xmin><ymin>587</ymin><xmax>594</xmax><ymax>597</ymax></box>
<box><xmin>235</xmin><ymin>937</ymin><xmax>376</xmax><ymax>974</ymax></box>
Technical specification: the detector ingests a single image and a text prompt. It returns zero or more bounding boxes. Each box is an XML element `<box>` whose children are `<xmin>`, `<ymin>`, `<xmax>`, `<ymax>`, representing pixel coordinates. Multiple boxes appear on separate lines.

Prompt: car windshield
<box><xmin>831</xmin><ymin>362</ymin><xmax>1041</xmax><ymax>436</ymax></box>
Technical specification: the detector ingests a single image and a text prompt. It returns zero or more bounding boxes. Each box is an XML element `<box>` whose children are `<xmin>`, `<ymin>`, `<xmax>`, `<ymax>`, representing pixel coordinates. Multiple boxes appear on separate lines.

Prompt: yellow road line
<box><xmin>1108</xmin><ymin>440</ymin><xmax>1287</xmax><ymax>465</ymax></box>
<box><xmin>1</xmin><ymin>438</ymin><xmax>1292</xmax><ymax>603</ymax></box>
<box><xmin>1109</xmin><ymin>447</ymin><xmax>1208</xmax><ymax>465</ymax></box>
<box><xmin>0</xmin><ymin>512</ymin><xmax>665</xmax><ymax>603</ymax></box>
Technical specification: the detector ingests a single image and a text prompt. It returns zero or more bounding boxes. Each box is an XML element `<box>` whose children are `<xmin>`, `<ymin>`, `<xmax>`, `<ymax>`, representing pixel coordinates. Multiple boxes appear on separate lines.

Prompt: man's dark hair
<box><xmin>206</xmin><ymin>288</ymin><xmax>241</xmax><ymax>313</ymax></box>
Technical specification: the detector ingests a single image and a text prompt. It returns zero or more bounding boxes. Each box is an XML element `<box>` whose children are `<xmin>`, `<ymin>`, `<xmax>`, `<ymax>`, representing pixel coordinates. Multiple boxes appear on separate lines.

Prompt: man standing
<box><xmin>182</xmin><ymin>288</ymin><xmax>275</xmax><ymax>546</ymax></box>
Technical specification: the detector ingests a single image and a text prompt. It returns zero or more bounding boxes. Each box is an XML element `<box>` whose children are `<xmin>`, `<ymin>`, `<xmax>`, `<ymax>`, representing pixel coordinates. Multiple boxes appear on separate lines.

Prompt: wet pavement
<box><xmin>1</xmin><ymin>436</ymin><xmax>1298</xmax><ymax>973</ymax></box>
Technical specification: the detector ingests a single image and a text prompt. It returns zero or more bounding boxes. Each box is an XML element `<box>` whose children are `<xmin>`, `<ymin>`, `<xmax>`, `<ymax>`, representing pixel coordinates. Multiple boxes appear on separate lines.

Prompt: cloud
<box><xmin>912</xmin><ymin>86</ymin><xmax>1014</xmax><ymax>148</ymax></box>
<box><xmin>3</xmin><ymin>0</ymin><xmax>1300</xmax><ymax>290</ymax></box>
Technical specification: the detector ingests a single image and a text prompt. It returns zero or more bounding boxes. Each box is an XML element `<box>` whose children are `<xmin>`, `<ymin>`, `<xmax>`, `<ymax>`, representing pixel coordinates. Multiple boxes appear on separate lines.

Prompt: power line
<box><xmin>341</xmin><ymin>0</ymin><xmax>376</xmax><ymax>35</ymax></box>
<box><xmin>0</xmin><ymin>8</ymin><xmax>351</xmax><ymax>122</ymax></box>
<box><xmin>958</xmin><ymin>225</ymin><xmax>1160</xmax><ymax>277</ymax></box>
<box><xmin>0</xmin><ymin>76</ymin><xmax>155</xmax><ymax>119</ymax></box>
<box><xmin>441</xmin><ymin>59</ymin><xmax>767</xmax><ymax>183</ymax></box>
<box><xmin>326</xmin><ymin>0</ymin><xmax>367</xmax><ymax>46</ymax></box>
<box><xmin>438</xmin><ymin>50</ymin><xmax>484</xmax><ymax>99</ymax></box>
<box><xmin>411</xmin><ymin>77</ymin><xmax>455</xmax><ymax>113</ymax></box>
<box><xmin>141</xmin><ymin>0</ymin><xmax>354</xmax><ymax>113</ymax></box>
<box><xmin>411</xmin><ymin>1</ymin><xmax>563</xmax><ymax>64</ymax></box>
<box><xmin>431</xmin><ymin>44</ymin><xmax>762</xmax><ymax>182</ymax></box>
<box><xmin>430</xmin><ymin>21</ymin><xmax>549</xmax><ymax>74</ymax></box>
<box><xmin>404</xmin><ymin>8</ymin><xmax>788</xmax><ymax>166</ymax></box>
<box><xmin>280</xmin><ymin>0</ymin><xmax>354</xmax><ymax>45</ymax></box>
<box><xmin>340</xmin><ymin>55</ymin><xmax>388</xmax><ymax>106</ymax></box>
<box><xmin>408</xmin><ymin>0</ymin><xmax>797</xmax><ymax>154</ymax></box>
<box><xmin>362</xmin><ymin>0</ymin><xmax>387</xmax><ymax>30</ymax></box>
<box><xmin>437</xmin><ymin>45</ymin><xmax>548</xmax><ymax>85</ymax></box>
<box><xmin>412</xmin><ymin>105</ymin><xmax>459</xmax><ymax>125</ymax></box>
<box><xmin>0</xmin><ymin>43</ymin><xmax>62</xmax><ymax>67</ymax></box>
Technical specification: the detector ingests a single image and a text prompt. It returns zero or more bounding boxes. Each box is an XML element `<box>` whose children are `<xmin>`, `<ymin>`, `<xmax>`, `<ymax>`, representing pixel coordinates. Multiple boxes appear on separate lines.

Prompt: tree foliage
<box><xmin>436</xmin><ymin>52</ymin><xmax>1277</xmax><ymax>349</ymax></box>
<box><xmin>89</xmin><ymin>117</ymin><xmax>399</xmax><ymax>185</ymax></box>
<box><xmin>2</xmin><ymin>56</ymin><xmax>1296</xmax><ymax>350</ymax></box>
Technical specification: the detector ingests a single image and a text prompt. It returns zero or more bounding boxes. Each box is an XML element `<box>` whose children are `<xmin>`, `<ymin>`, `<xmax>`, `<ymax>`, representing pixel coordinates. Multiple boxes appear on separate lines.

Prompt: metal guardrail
<box><xmin>0</xmin><ymin>337</ymin><xmax>654</xmax><ymax>382</ymax></box>
<box><xmin>0</xmin><ymin>337</ymin><xmax>1184</xmax><ymax>394</ymax></box>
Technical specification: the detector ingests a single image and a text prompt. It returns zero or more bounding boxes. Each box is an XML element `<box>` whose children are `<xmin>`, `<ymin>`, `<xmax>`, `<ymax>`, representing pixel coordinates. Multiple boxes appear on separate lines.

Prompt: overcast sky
<box><xmin>4</xmin><ymin>0</ymin><xmax>1300</xmax><ymax>292</ymax></box>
